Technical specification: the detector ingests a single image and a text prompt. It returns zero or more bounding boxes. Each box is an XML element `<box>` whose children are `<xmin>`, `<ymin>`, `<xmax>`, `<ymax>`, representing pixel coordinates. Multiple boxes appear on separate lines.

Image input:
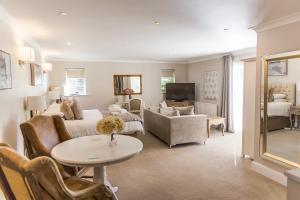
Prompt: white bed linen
<box><xmin>267</xmin><ymin>102</ymin><xmax>292</xmax><ymax>117</ymax></box>
<box><xmin>64</xmin><ymin>109</ymin><xmax>144</xmax><ymax>138</ymax></box>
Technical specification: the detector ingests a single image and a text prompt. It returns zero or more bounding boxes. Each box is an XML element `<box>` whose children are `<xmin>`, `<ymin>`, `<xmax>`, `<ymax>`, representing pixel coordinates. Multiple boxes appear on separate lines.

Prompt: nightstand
<box><xmin>289</xmin><ymin>106</ymin><xmax>300</xmax><ymax>129</ymax></box>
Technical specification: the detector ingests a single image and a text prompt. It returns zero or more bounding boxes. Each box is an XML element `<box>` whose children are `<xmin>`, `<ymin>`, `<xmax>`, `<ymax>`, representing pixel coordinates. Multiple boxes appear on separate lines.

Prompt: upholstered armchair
<box><xmin>20</xmin><ymin>115</ymin><xmax>76</xmax><ymax>177</ymax></box>
<box><xmin>0</xmin><ymin>143</ymin><xmax>113</xmax><ymax>200</ymax></box>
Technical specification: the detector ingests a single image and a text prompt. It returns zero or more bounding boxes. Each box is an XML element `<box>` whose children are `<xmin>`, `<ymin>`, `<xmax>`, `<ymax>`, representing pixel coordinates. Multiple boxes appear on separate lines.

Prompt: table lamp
<box><xmin>27</xmin><ymin>96</ymin><xmax>47</xmax><ymax>117</ymax></box>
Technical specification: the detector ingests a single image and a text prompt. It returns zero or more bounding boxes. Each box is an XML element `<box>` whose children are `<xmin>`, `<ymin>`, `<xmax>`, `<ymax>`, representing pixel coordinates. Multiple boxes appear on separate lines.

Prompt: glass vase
<box><xmin>108</xmin><ymin>132</ymin><xmax>118</xmax><ymax>146</ymax></box>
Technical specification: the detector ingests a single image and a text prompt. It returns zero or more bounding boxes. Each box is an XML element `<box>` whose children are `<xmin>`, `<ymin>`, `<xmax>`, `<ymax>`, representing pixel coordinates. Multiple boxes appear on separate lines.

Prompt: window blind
<box><xmin>65</xmin><ymin>68</ymin><xmax>87</xmax><ymax>96</ymax></box>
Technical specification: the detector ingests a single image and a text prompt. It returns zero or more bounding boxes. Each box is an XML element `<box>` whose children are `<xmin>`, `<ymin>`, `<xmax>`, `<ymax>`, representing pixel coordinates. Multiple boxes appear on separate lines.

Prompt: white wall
<box><xmin>49</xmin><ymin>61</ymin><xmax>187</xmax><ymax>109</ymax></box>
<box><xmin>187</xmin><ymin>58</ymin><xmax>224</xmax><ymax>114</ymax></box>
<box><xmin>0</xmin><ymin>20</ymin><xmax>47</xmax><ymax>152</ymax></box>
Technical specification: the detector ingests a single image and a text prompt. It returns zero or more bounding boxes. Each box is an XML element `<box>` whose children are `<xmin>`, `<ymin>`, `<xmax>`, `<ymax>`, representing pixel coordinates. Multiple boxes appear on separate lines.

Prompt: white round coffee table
<box><xmin>51</xmin><ymin>134</ymin><xmax>143</xmax><ymax>197</ymax></box>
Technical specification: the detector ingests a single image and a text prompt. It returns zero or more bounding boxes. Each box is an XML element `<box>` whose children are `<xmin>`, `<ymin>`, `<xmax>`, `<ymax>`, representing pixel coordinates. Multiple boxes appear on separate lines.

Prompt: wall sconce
<box><xmin>42</xmin><ymin>62</ymin><xmax>53</xmax><ymax>73</ymax></box>
<box><xmin>19</xmin><ymin>46</ymin><xmax>35</xmax><ymax>65</ymax></box>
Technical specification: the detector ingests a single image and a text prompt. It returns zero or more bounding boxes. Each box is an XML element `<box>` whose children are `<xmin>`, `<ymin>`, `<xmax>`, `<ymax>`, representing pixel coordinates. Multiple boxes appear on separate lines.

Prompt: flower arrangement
<box><xmin>123</xmin><ymin>88</ymin><xmax>134</xmax><ymax>99</ymax></box>
<box><xmin>96</xmin><ymin>116</ymin><xmax>125</xmax><ymax>135</ymax></box>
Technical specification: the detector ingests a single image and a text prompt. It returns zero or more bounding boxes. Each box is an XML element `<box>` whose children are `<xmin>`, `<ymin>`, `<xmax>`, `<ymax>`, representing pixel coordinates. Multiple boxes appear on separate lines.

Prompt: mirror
<box><xmin>113</xmin><ymin>75</ymin><xmax>142</xmax><ymax>95</ymax></box>
<box><xmin>261</xmin><ymin>51</ymin><xmax>300</xmax><ymax>167</ymax></box>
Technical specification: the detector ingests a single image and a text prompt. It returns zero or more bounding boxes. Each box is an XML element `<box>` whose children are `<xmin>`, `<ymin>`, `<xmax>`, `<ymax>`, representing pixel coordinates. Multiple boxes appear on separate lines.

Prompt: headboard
<box><xmin>269</xmin><ymin>83</ymin><xmax>295</xmax><ymax>105</ymax></box>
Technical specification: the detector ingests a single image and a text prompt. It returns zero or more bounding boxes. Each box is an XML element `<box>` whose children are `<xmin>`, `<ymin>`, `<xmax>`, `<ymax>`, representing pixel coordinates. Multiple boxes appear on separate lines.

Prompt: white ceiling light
<box><xmin>65</xmin><ymin>41</ymin><xmax>72</xmax><ymax>46</ymax></box>
<box><xmin>154</xmin><ymin>21</ymin><xmax>160</xmax><ymax>25</ymax></box>
<box><xmin>59</xmin><ymin>12</ymin><xmax>67</xmax><ymax>16</ymax></box>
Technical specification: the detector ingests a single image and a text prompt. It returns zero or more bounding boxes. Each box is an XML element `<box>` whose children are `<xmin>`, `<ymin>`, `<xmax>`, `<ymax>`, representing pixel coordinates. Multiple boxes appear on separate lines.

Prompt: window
<box><xmin>161</xmin><ymin>69</ymin><xmax>175</xmax><ymax>93</ymax></box>
<box><xmin>65</xmin><ymin>68</ymin><xmax>87</xmax><ymax>96</ymax></box>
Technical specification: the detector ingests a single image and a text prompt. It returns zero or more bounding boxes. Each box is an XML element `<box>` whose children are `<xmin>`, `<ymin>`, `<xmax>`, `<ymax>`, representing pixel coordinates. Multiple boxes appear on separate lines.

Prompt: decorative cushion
<box><xmin>71</xmin><ymin>99</ymin><xmax>83</xmax><ymax>120</ymax></box>
<box><xmin>174</xmin><ymin>106</ymin><xmax>195</xmax><ymax>115</ymax></box>
<box><xmin>43</xmin><ymin>103</ymin><xmax>64</xmax><ymax>117</ymax></box>
<box><xmin>61</xmin><ymin>101</ymin><xmax>74</xmax><ymax>120</ymax></box>
<box><xmin>159</xmin><ymin>101</ymin><xmax>168</xmax><ymax>108</ymax></box>
<box><xmin>160</xmin><ymin>108</ymin><xmax>180</xmax><ymax>117</ymax></box>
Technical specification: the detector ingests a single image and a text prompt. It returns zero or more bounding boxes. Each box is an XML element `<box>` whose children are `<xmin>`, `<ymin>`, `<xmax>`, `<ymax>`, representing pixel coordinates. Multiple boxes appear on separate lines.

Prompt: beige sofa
<box><xmin>144</xmin><ymin>109</ymin><xmax>207</xmax><ymax>147</ymax></box>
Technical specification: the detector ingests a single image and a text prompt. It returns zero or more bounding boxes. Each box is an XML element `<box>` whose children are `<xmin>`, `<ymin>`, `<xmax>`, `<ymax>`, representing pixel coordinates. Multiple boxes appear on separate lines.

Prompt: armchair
<box><xmin>20</xmin><ymin>115</ymin><xmax>76</xmax><ymax>177</ymax></box>
<box><xmin>0</xmin><ymin>143</ymin><xmax>112</xmax><ymax>200</ymax></box>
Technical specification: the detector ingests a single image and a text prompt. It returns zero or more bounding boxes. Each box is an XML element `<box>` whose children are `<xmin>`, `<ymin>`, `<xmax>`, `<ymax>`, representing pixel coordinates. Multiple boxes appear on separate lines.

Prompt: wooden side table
<box><xmin>290</xmin><ymin>106</ymin><xmax>300</xmax><ymax>129</ymax></box>
<box><xmin>207</xmin><ymin>116</ymin><xmax>226</xmax><ymax>137</ymax></box>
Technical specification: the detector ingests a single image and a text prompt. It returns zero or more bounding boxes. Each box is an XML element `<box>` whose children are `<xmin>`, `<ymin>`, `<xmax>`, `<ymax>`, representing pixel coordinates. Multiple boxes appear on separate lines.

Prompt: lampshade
<box><xmin>48</xmin><ymin>91</ymin><xmax>60</xmax><ymax>100</ymax></box>
<box><xmin>19</xmin><ymin>46</ymin><xmax>35</xmax><ymax>63</ymax></box>
<box><xmin>42</xmin><ymin>62</ymin><xmax>53</xmax><ymax>72</ymax></box>
<box><xmin>27</xmin><ymin>96</ymin><xmax>47</xmax><ymax>111</ymax></box>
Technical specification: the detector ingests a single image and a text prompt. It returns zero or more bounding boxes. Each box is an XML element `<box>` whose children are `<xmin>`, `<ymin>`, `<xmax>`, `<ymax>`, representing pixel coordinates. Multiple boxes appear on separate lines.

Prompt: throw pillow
<box><xmin>113</xmin><ymin>112</ymin><xmax>142</xmax><ymax>122</ymax></box>
<box><xmin>42</xmin><ymin>102</ymin><xmax>64</xmax><ymax>117</ymax></box>
<box><xmin>160</xmin><ymin>108</ymin><xmax>180</xmax><ymax>117</ymax></box>
<box><xmin>159</xmin><ymin>101</ymin><xmax>168</xmax><ymax>108</ymax></box>
<box><xmin>61</xmin><ymin>101</ymin><xmax>74</xmax><ymax>120</ymax></box>
<box><xmin>174</xmin><ymin>106</ymin><xmax>195</xmax><ymax>115</ymax></box>
<box><xmin>71</xmin><ymin>99</ymin><xmax>83</xmax><ymax>120</ymax></box>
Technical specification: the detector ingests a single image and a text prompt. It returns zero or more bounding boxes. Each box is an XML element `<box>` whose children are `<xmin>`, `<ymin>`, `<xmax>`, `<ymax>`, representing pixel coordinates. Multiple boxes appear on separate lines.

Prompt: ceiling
<box><xmin>0</xmin><ymin>0</ymin><xmax>299</xmax><ymax>62</ymax></box>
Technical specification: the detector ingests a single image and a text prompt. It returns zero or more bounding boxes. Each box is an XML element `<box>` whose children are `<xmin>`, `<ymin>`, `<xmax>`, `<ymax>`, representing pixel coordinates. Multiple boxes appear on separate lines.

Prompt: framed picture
<box><xmin>0</xmin><ymin>50</ymin><xmax>12</xmax><ymax>90</ymax></box>
<box><xmin>204</xmin><ymin>70</ymin><xmax>218</xmax><ymax>100</ymax></box>
<box><xmin>30</xmin><ymin>63</ymin><xmax>43</xmax><ymax>86</ymax></box>
<box><xmin>268</xmin><ymin>60</ymin><xmax>288</xmax><ymax>76</ymax></box>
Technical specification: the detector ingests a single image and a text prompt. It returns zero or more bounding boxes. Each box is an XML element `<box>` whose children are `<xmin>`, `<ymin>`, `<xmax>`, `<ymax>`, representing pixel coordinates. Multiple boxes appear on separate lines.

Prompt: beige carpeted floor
<box><xmin>267</xmin><ymin>129</ymin><xmax>300</xmax><ymax>163</ymax></box>
<box><xmin>87</xmin><ymin>130</ymin><xmax>286</xmax><ymax>200</ymax></box>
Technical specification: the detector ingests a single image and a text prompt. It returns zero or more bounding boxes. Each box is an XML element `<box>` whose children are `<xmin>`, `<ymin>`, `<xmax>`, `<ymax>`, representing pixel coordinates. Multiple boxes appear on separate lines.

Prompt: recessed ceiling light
<box><xmin>224</xmin><ymin>28</ymin><xmax>230</xmax><ymax>31</ymax></box>
<box><xmin>59</xmin><ymin>12</ymin><xmax>67</xmax><ymax>16</ymax></box>
<box><xmin>65</xmin><ymin>42</ymin><xmax>71</xmax><ymax>46</ymax></box>
<box><xmin>154</xmin><ymin>21</ymin><xmax>160</xmax><ymax>25</ymax></box>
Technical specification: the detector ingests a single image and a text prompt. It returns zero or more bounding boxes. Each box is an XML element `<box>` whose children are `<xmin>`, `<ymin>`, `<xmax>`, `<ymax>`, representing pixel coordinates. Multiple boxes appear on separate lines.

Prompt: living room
<box><xmin>1</xmin><ymin>0</ymin><xmax>300</xmax><ymax>200</ymax></box>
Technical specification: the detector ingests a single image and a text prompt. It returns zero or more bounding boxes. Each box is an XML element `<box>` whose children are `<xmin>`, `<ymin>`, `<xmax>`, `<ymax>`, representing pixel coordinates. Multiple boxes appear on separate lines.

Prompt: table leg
<box><xmin>207</xmin><ymin>120</ymin><xmax>210</xmax><ymax>138</ymax></box>
<box><xmin>94</xmin><ymin>166</ymin><xmax>119</xmax><ymax>199</ymax></box>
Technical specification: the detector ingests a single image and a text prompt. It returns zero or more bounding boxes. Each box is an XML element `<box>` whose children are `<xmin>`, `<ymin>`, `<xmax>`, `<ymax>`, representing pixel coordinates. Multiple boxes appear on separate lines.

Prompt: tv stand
<box><xmin>166</xmin><ymin>100</ymin><xmax>194</xmax><ymax>107</ymax></box>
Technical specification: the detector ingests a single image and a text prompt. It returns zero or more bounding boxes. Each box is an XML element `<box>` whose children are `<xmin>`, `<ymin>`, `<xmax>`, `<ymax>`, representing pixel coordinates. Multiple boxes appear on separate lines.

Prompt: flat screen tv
<box><xmin>166</xmin><ymin>83</ymin><xmax>195</xmax><ymax>101</ymax></box>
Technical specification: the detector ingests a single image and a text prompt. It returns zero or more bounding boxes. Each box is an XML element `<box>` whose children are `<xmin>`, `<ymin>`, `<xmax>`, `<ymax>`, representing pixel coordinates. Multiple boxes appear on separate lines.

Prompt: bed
<box><xmin>43</xmin><ymin>105</ymin><xmax>144</xmax><ymax>138</ymax></box>
<box><xmin>64</xmin><ymin>109</ymin><xmax>144</xmax><ymax>138</ymax></box>
<box><xmin>267</xmin><ymin>83</ymin><xmax>295</xmax><ymax>131</ymax></box>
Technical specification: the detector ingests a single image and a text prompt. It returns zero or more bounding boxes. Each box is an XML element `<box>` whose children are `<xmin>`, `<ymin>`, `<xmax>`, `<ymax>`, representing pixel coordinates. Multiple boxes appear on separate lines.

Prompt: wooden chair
<box><xmin>129</xmin><ymin>99</ymin><xmax>143</xmax><ymax>115</ymax></box>
<box><xmin>0</xmin><ymin>143</ymin><xmax>112</xmax><ymax>200</ymax></box>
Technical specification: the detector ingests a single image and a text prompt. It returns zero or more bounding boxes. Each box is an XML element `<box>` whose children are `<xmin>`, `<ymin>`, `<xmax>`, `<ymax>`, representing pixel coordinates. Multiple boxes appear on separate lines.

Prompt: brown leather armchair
<box><xmin>20</xmin><ymin>115</ymin><xmax>76</xmax><ymax>177</ymax></box>
<box><xmin>0</xmin><ymin>143</ymin><xmax>112</xmax><ymax>200</ymax></box>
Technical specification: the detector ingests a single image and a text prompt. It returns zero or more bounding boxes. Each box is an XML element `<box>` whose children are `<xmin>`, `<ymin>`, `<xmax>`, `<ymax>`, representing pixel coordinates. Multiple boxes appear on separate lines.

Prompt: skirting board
<box><xmin>251</xmin><ymin>161</ymin><xmax>287</xmax><ymax>186</ymax></box>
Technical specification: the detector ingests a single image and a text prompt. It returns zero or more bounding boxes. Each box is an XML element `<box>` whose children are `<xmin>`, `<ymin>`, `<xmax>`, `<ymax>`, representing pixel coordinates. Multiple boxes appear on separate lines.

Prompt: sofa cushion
<box><xmin>149</xmin><ymin>106</ymin><xmax>160</xmax><ymax>113</ymax></box>
<box><xmin>160</xmin><ymin>108</ymin><xmax>180</xmax><ymax>117</ymax></box>
<box><xmin>159</xmin><ymin>101</ymin><xmax>168</xmax><ymax>108</ymax></box>
<box><xmin>174</xmin><ymin>106</ymin><xmax>194</xmax><ymax>115</ymax></box>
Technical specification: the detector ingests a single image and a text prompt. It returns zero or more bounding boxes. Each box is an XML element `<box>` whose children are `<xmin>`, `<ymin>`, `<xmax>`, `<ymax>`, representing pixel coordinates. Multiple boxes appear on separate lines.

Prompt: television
<box><xmin>166</xmin><ymin>83</ymin><xmax>195</xmax><ymax>101</ymax></box>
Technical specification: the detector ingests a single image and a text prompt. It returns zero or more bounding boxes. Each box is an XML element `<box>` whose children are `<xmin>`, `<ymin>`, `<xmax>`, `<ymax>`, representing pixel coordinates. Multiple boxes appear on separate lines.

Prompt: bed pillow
<box><xmin>268</xmin><ymin>88</ymin><xmax>274</xmax><ymax>102</ymax></box>
<box><xmin>273</xmin><ymin>99</ymin><xmax>288</xmax><ymax>102</ymax></box>
<box><xmin>71</xmin><ymin>99</ymin><xmax>83</xmax><ymax>120</ymax></box>
<box><xmin>61</xmin><ymin>101</ymin><xmax>74</xmax><ymax>120</ymax></box>
<box><xmin>273</xmin><ymin>93</ymin><xmax>287</xmax><ymax>99</ymax></box>
<box><xmin>160</xmin><ymin>108</ymin><xmax>180</xmax><ymax>117</ymax></box>
<box><xmin>174</xmin><ymin>106</ymin><xmax>195</xmax><ymax>115</ymax></box>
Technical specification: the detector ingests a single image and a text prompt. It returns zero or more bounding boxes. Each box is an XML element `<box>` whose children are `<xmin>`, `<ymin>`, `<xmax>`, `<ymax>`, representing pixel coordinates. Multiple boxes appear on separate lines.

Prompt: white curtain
<box><xmin>221</xmin><ymin>55</ymin><xmax>234</xmax><ymax>133</ymax></box>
